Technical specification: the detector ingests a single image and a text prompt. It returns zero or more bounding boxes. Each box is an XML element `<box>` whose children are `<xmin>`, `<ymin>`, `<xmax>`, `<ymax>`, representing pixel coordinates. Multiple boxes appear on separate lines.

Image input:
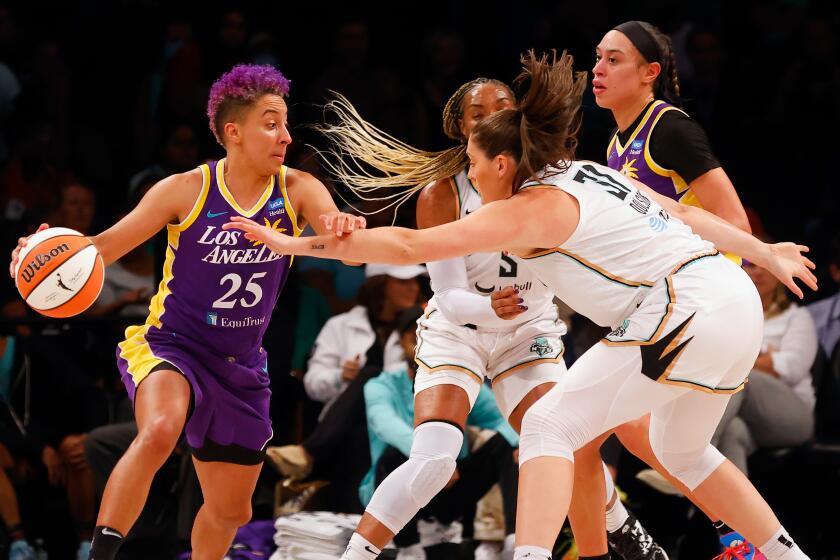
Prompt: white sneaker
<box><xmin>396</xmin><ymin>543</ymin><xmax>427</xmax><ymax>560</ymax></box>
<box><xmin>635</xmin><ymin>469</ymin><xmax>684</xmax><ymax>497</ymax></box>
<box><xmin>475</xmin><ymin>541</ymin><xmax>502</xmax><ymax>560</ymax></box>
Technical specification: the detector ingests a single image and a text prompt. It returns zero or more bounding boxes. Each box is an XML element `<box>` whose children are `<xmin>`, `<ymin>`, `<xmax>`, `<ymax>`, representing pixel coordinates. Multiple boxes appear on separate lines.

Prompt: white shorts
<box><xmin>520</xmin><ymin>254</ymin><xmax>764</xmax><ymax>469</ymax></box>
<box><xmin>601</xmin><ymin>253</ymin><xmax>763</xmax><ymax>394</ymax></box>
<box><xmin>414</xmin><ymin>302</ymin><xmax>567</xmax><ymax>418</ymax></box>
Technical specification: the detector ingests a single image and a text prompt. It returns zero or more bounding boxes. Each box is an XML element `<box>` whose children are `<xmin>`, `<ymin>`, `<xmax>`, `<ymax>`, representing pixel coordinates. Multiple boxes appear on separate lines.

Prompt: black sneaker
<box><xmin>607</xmin><ymin>512</ymin><xmax>669</xmax><ymax>560</ymax></box>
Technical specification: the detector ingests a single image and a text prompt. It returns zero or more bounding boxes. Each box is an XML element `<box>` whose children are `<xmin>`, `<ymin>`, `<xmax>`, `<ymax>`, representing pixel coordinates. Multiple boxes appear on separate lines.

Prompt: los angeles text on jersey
<box><xmin>197</xmin><ymin>226</ymin><xmax>283</xmax><ymax>264</ymax></box>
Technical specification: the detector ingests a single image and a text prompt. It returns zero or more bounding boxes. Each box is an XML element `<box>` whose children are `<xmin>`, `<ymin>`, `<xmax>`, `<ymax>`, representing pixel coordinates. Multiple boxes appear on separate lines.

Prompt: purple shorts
<box><xmin>117</xmin><ymin>324</ymin><xmax>272</xmax><ymax>465</ymax></box>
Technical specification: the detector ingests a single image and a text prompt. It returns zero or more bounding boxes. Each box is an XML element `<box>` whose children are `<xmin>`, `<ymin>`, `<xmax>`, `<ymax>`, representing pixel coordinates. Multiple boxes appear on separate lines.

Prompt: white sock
<box><xmin>514</xmin><ymin>545</ymin><xmax>552</xmax><ymax>559</ymax></box>
<box><xmin>503</xmin><ymin>533</ymin><xmax>516</xmax><ymax>551</ymax></box>
<box><xmin>759</xmin><ymin>526</ymin><xmax>809</xmax><ymax>560</ymax></box>
<box><xmin>605</xmin><ymin>492</ymin><xmax>630</xmax><ymax>533</ymax></box>
<box><xmin>342</xmin><ymin>533</ymin><xmax>381</xmax><ymax>560</ymax></box>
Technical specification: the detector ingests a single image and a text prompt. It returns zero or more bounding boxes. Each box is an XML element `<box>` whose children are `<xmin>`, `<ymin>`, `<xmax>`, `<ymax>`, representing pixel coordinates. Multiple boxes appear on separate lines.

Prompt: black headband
<box><xmin>614</xmin><ymin>21</ymin><xmax>660</xmax><ymax>64</ymax></box>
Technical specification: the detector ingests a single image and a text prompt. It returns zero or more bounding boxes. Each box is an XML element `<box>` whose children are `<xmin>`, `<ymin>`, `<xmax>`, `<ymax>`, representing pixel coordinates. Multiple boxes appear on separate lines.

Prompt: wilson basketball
<box><xmin>14</xmin><ymin>227</ymin><xmax>105</xmax><ymax>318</ymax></box>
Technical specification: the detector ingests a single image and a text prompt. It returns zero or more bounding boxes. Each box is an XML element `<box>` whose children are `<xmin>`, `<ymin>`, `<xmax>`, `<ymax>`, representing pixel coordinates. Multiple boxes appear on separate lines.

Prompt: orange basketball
<box><xmin>14</xmin><ymin>227</ymin><xmax>105</xmax><ymax>318</ymax></box>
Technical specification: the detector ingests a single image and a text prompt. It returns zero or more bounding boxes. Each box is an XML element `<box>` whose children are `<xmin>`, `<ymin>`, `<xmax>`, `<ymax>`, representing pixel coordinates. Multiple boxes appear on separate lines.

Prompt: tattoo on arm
<box><xmin>311</xmin><ymin>244</ymin><xmax>325</xmax><ymax>250</ymax></box>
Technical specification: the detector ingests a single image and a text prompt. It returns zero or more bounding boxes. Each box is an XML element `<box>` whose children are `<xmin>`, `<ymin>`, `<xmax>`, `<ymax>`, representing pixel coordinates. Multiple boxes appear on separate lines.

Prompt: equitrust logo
<box><xmin>20</xmin><ymin>243</ymin><xmax>71</xmax><ymax>283</ymax></box>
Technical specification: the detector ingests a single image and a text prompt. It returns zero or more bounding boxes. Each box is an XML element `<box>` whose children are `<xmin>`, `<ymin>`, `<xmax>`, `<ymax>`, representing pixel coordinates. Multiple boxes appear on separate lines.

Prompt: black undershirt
<box><xmin>614</xmin><ymin>101</ymin><xmax>721</xmax><ymax>184</ymax></box>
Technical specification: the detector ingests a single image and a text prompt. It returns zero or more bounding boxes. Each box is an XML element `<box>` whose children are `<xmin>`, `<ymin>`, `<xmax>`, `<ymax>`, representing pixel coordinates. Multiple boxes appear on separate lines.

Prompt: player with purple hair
<box><xmin>10</xmin><ymin>63</ymin><xmax>365</xmax><ymax>560</ymax></box>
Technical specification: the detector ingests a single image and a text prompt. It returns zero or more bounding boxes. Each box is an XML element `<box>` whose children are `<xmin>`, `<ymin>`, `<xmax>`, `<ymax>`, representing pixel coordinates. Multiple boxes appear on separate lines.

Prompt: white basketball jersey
<box><xmin>451</xmin><ymin>169</ymin><xmax>555</xmax><ymax>326</ymax></box>
<box><xmin>518</xmin><ymin>161</ymin><xmax>714</xmax><ymax>328</ymax></box>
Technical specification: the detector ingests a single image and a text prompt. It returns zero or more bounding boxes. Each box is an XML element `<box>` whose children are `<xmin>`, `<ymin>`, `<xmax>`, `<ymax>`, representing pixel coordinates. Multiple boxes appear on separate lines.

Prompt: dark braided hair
<box><xmin>637</xmin><ymin>22</ymin><xmax>682</xmax><ymax>107</ymax></box>
<box><xmin>442</xmin><ymin>78</ymin><xmax>514</xmax><ymax>142</ymax></box>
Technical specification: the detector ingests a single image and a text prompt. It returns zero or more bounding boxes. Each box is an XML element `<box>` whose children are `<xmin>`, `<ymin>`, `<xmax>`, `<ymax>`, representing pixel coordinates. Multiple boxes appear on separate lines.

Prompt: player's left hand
<box><xmin>320</xmin><ymin>212</ymin><xmax>366</xmax><ymax>238</ymax></box>
<box><xmin>764</xmin><ymin>243</ymin><xmax>818</xmax><ymax>299</ymax></box>
<box><xmin>223</xmin><ymin>216</ymin><xmax>294</xmax><ymax>254</ymax></box>
<box><xmin>491</xmin><ymin>286</ymin><xmax>527</xmax><ymax>320</ymax></box>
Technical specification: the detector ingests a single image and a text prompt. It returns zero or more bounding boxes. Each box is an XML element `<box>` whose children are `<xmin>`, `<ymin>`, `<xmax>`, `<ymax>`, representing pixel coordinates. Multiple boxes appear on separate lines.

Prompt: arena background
<box><xmin>0</xmin><ymin>1</ymin><xmax>838</xmax><ymax>559</ymax></box>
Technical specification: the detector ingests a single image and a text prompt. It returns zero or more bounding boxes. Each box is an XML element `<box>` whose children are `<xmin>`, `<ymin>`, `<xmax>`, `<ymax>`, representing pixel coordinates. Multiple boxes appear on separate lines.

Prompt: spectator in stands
<box><xmin>361</xmin><ymin>306</ymin><xmax>518</xmax><ymax>558</ymax></box>
<box><xmin>268</xmin><ymin>265</ymin><xmax>426</xmax><ymax>513</ymax></box>
<box><xmin>808</xmin><ymin>232</ymin><xmax>840</xmax><ymax>359</ymax></box>
<box><xmin>49</xmin><ymin>182</ymin><xmax>95</xmax><ymax>235</ymax></box>
<box><xmin>90</xmin><ymin>212</ymin><xmax>155</xmax><ymax>318</ymax></box>
<box><xmin>0</xmin><ymin>330</ymin><xmax>107</xmax><ymax>559</ymax></box>
<box><xmin>302</xmin><ymin>264</ymin><xmax>425</xmax><ymax>415</ymax></box>
<box><xmin>712</xmin><ymin>259</ymin><xmax>818</xmax><ymax>474</ymax></box>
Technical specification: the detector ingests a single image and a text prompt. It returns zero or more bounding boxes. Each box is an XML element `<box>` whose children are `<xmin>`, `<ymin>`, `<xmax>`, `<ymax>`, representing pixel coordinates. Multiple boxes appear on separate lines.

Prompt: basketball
<box><xmin>14</xmin><ymin>227</ymin><xmax>105</xmax><ymax>318</ymax></box>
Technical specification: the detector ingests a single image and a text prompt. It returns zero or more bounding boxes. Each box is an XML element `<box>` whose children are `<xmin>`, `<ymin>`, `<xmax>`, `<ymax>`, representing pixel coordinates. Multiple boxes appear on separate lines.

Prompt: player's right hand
<box><xmin>9</xmin><ymin>223</ymin><xmax>49</xmax><ymax>279</ymax></box>
<box><xmin>491</xmin><ymin>286</ymin><xmax>527</xmax><ymax>320</ymax></box>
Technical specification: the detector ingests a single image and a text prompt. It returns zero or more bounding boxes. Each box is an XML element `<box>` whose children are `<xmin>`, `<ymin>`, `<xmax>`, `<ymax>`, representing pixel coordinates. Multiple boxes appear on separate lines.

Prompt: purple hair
<box><xmin>207</xmin><ymin>64</ymin><xmax>291</xmax><ymax>146</ymax></box>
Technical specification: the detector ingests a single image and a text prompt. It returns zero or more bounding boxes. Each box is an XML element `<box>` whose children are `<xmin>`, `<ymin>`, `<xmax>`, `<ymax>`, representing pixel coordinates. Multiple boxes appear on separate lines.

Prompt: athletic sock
<box><xmin>605</xmin><ymin>494</ymin><xmax>630</xmax><ymax>533</ymax></box>
<box><xmin>759</xmin><ymin>526</ymin><xmax>809</xmax><ymax>560</ymax></box>
<box><xmin>341</xmin><ymin>533</ymin><xmax>381</xmax><ymax>560</ymax></box>
<box><xmin>514</xmin><ymin>545</ymin><xmax>552</xmax><ymax>559</ymax></box>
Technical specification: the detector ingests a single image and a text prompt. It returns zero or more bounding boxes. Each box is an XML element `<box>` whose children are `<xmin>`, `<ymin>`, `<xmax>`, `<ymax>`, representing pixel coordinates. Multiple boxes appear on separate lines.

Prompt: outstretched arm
<box><xmin>223</xmin><ymin>189</ymin><xmax>566</xmax><ymax>266</ymax></box>
<box><xmin>633</xmin><ymin>180</ymin><xmax>818</xmax><ymax>298</ymax></box>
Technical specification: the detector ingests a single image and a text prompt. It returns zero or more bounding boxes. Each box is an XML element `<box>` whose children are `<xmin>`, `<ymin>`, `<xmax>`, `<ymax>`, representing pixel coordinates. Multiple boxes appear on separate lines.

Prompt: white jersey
<box><xmin>450</xmin><ymin>169</ymin><xmax>555</xmax><ymax>326</ymax></box>
<box><xmin>518</xmin><ymin>161</ymin><xmax>714</xmax><ymax>328</ymax></box>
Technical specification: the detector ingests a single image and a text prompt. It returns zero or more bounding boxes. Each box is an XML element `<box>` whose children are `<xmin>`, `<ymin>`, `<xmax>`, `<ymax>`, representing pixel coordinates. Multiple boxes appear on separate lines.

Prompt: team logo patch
<box><xmin>631</xmin><ymin>140</ymin><xmax>644</xmax><ymax>150</ymax></box>
<box><xmin>609</xmin><ymin>319</ymin><xmax>630</xmax><ymax>338</ymax></box>
<box><xmin>268</xmin><ymin>198</ymin><xmax>286</xmax><ymax>216</ymax></box>
<box><xmin>206</xmin><ymin>312</ymin><xmax>218</xmax><ymax>326</ymax></box>
<box><xmin>529</xmin><ymin>336</ymin><xmax>554</xmax><ymax>357</ymax></box>
<box><xmin>649</xmin><ymin>215</ymin><xmax>668</xmax><ymax>232</ymax></box>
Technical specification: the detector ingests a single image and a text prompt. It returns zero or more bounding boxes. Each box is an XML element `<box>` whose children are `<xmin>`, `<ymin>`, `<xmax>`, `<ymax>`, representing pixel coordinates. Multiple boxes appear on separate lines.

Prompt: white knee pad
<box><xmin>366</xmin><ymin>421</ymin><xmax>463</xmax><ymax>532</ymax></box>
<box><xmin>518</xmin><ymin>393</ymin><xmax>583</xmax><ymax>465</ymax></box>
<box><xmin>651</xmin><ymin>440</ymin><xmax>725</xmax><ymax>491</ymax></box>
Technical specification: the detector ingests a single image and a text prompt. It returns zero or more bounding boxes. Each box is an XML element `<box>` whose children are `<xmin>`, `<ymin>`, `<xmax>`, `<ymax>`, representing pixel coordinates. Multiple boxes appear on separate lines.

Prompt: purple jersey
<box><xmin>607</xmin><ymin>101</ymin><xmax>741</xmax><ymax>265</ymax></box>
<box><xmin>130</xmin><ymin>159</ymin><xmax>299</xmax><ymax>356</ymax></box>
<box><xmin>116</xmin><ymin>160</ymin><xmax>301</xmax><ymax>458</ymax></box>
<box><xmin>606</xmin><ymin>100</ymin><xmax>703</xmax><ymax>209</ymax></box>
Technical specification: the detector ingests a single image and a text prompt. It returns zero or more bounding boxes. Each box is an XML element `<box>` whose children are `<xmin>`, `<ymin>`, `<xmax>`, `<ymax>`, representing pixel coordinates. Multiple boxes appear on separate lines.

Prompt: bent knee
<box><xmin>206</xmin><ymin>501</ymin><xmax>252</xmax><ymax>529</ymax></box>
<box><xmin>657</xmin><ymin>444</ymin><xmax>724</xmax><ymax>491</ymax></box>
<box><xmin>136</xmin><ymin>417</ymin><xmax>183</xmax><ymax>458</ymax></box>
<box><xmin>519</xmin><ymin>401</ymin><xmax>580</xmax><ymax>464</ymax></box>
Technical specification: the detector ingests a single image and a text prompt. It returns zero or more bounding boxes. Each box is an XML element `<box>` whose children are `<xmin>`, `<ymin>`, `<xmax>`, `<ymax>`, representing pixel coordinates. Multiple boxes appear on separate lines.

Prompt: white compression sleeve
<box><xmin>427</xmin><ymin>258</ymin><xmax>507</xmax><ymax>327</ymax></box>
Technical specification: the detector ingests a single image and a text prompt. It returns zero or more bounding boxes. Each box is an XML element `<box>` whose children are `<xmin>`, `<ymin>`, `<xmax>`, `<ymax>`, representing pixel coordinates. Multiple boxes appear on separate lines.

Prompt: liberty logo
<box><xmin>206</xmin><ymin>312</ymin><xmax>218</xmax><ymax>326</ymax></box>
<box><xmin>609</xmin><ymin>319</ymin><xmax>630</xmax><ymax>338</ymax></box>
<box><xmin>56</xmin><ymin>273</ymin><xmax>73</xmax><ymax>292</ymax></box>
<box><xmin>530</xmin><ymin>337</ymin><xmax>553</xmax><ymax>357</ymax></box>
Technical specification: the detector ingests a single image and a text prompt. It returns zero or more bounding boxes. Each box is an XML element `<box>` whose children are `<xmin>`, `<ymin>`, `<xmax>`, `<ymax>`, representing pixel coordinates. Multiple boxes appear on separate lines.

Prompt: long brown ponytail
<box><xmin>471</xmin><ymin>50</ymin><xmax>587</xmax><ymax>190</ymax></box>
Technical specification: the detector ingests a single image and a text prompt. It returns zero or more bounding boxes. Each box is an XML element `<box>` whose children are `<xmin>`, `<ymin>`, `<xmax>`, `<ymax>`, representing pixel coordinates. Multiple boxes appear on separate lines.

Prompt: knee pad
<box><xmin>518</xmin><ymin>396</ymin><xmax>580</xmax><ymax>465</ymax></box>
<box><xmin>404</xmin><ymin>422</ymin><xmax>462</xmax><ymax>506</ymax></box>
<box><xmin>651</xmin><ymin>440</ymin><xmax>725</xmax><ymax>491</ymax></box>
<box><xmin>366</xmin><ymin>421</ymin><xmax>463</xmax><ymax>532</ymax></box>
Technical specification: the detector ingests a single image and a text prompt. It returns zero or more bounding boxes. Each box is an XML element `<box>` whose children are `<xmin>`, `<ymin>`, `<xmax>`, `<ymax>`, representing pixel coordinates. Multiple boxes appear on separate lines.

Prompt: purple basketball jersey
<box><xmin>116</xmin><ymin>160</ymin><xmax>301</xmax><ymax>456</ymax></box>
<box><xmin>606</xmin><ymin>101</ymin><xmax>704</xmax><ymax>209</ymax></box>
<box><xmin>149</xmin><ymin>159</ymin><xmax>297</xmax><ymax>355</ymax></box>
